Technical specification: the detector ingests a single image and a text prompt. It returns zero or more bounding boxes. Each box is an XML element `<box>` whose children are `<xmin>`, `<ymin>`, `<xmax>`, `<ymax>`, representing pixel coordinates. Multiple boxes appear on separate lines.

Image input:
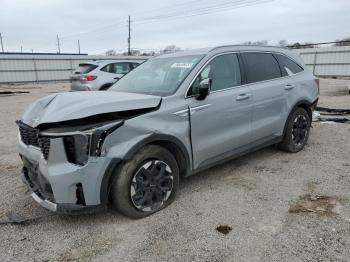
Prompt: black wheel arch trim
<box><xmin>282</xmin><ymin>99</ymin><xmax>316</xmax><ymax>138</ymax></box>
<box><xmin>100</xmin><ymin>158</ymin><xmax>121</xmax><ymax>205</ymax></box>
<box><xmin>123</xmin><ymin>134</ymin><xmax>191</xmax><ymax>176</ymax></box>
<box><xmin>99</xmin><ymin>134</ymin><xmax>191</xmax><ymax>205</ymax></box>
<box><xmin>99</xmin><ymin>83</ymin><xmax>113</xmax><ymax>90</ymax></box>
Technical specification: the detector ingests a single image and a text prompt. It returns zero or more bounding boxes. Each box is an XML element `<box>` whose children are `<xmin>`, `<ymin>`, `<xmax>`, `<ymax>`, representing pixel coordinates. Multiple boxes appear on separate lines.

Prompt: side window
<box><xmin>114</xmin><ymin>63</ymin><xmax>131</xmax><ymax>74</ymax></box>
<box><xmin>274</xmin><ymin>54</ymin><xmax>304</xmax><ymax>76</ymax></box>
<box><xmin>242</xmin><ymin>52</ymin><xmax>281</xmax><ymax>83</ymax></box>
<box><xmin>188</xmin><ymin>53</ymin><xmax>241</xmax><ymax>96</ymax></box>
<box><xmin>101</xmin><ymin>63</ymin><xmax>131</xmax><ymax>74</ymax></box>
<box><xmin>100</xmin><ymin>63</ymin><xmax>114</xmax><ymax>73</ymax></box>
<box><xmin>130</xmin><ymin>62</ymin><xmax>140</xmax><ymax>69</ymax></box>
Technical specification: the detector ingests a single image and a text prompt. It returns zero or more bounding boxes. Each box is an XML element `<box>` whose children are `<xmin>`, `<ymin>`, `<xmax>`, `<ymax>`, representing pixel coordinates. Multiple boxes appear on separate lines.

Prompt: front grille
<box><xmin>17</xmin><ymin>120</ymin><xmax>50</xmax><ymax>160</ymax></box>
<box><xmin>17</xmin><ymin>120</ymin><xmax>39</xmax><ymax>147</ymax></box>
<box><xmin>38</xmin><ymin>137</ymin><xmax>50</xmax><ymax>160</ymax></box>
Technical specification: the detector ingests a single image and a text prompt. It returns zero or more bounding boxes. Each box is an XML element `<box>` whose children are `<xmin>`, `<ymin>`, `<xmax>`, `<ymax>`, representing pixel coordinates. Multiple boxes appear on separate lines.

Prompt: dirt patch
<box><xmin>289</xmin><ymin>194</ymin><xmax>344</xmax><ymax>217</ymax></box>
<box><xmin>216</xmin><ymin>225</ymin><xmax>232</xmax><ymax>235</ymax></box>
<box><xmin>55</xmin><ymin>239</ymin><xmax>111</xmax><ymax>262</ymax></box>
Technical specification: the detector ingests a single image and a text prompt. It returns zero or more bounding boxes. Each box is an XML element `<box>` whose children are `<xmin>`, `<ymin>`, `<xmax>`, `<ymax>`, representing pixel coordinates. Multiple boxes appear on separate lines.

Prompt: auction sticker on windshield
<box><xmin>171</xmin><ymin>62</ymin><xmax>194</xmax><ymax>68</ymax></box>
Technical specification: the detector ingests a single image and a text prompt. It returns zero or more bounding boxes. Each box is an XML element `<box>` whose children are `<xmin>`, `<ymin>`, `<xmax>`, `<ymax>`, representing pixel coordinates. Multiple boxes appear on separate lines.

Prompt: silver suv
<box><xmin>70</xmin><ymin>60</ymin><xmax>145</xmax><ymax>91</ymax></box>
<box><xmin>17</xmin><ymin>46</ymin><xmax>319</xmax><ymax>218</ymax></box>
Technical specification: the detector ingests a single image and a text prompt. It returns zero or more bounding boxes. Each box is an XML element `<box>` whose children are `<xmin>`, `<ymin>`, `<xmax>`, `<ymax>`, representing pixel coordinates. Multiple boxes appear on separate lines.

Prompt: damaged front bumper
<box><xmin>17</xmin><ymin>133</ymin><xmax>113</xmax><ymax>214</ymax></box>
<box><xmin>20</xmin><ymin>155</ymin><xmax>108</xmax><ymax>214</ymax></box>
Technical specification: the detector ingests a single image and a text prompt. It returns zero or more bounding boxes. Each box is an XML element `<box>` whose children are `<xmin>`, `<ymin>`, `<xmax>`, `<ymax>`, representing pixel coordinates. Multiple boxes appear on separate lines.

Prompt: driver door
<box><xmin>188</xmin><ymin>53</ymin><xmax>253</xmax><ymax>169</ymax></box>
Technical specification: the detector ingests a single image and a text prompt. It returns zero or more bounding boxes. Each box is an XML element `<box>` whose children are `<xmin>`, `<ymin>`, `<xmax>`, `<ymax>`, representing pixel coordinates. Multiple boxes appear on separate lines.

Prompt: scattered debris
<box><xmin>316</xmin><ymin>106</ymin><xmax>350</xmax><ymax>115</ymax></box>
<box><xmin>0</xmin><ymin>212</ymin><xmax>27</xmax><ymax>224</ymax></box>
<box><xmin>0</xmin><ymin>211</ymin><xmax>55</xmax><ymax>225</ymax></box>
<box><xmin>216</xmin><ymin>225</ymin><xmax>233</xmax><ymax>235</ymax></box>
<box><xmin>17</xmin><ymin>237</ymin><xmax>27</xmax><ymax>242</ymax></box>
<box><xmin>312</xmin><ymin>111</ymin><xmax>321</xmax><ymax>121</ymax></box>
<box><xmin>318</xmin><ymin>117</ymin><xmax>350</xmax><ymax>124</ymax></box>
<box><xmin>0</xmin><ymin>91</ymin><xmax>30</xmax><ymax>95</ymax></box>
<box><xmin>289</xmin><ymin>194</ymin><xmax>344</xmax><ymax>217</ymax></box>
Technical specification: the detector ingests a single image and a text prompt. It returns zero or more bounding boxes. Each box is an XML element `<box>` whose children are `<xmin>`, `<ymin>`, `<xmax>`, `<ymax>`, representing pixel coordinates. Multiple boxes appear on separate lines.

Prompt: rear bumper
<box><xmin>70</xmin><ymin>81</ymin><xmax>92</xmax><ymax>91</ymax></box>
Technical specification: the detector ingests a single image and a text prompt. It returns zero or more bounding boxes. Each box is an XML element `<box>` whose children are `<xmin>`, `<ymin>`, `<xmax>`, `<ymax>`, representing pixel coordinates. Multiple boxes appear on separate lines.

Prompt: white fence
<box><xmin>294</xmin><ymin>46</ymin><xmax>350</xmax><ymax>78</ymax></box>
<box><xmin>0</xmin><ymin>53</ymin><xmax>147</xmax><ymax>83</ymax></box>
<box><xmin>1</xmin><ymin>46</ymin><xmax>350</xmax><ymax>83</ymax></box>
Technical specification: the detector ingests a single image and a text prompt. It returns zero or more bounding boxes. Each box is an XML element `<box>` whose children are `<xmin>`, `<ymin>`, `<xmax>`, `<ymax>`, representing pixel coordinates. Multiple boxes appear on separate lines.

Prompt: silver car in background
<box><xmin>70</xmin><ymin>59</ymin><xmax>146</xmax><ymax>91</ymax></box>
<box><xmin>17</xmin><ymin>45</ymin><xmax>319</xmax><ymax>218</ymax></box>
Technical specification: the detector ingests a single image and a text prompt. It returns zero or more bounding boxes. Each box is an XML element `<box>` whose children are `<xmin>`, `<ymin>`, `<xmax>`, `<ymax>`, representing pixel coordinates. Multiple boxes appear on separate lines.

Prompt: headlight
<box><xmin>63</xmin><ymin>135</ymin><xmax>90</xmax><ymax>166</ymax></box>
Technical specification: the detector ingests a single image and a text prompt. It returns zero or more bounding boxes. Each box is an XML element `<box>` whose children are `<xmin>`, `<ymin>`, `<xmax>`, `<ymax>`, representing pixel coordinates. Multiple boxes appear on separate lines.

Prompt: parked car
<box><xmin>17</xmin><ymin>45</ymin><xmax>319</xmax><ymax>218</ymax></box>
<box><xmin>70</xmin><ymin>60</ymin><xmax>145</xmax><ymax>91</ymax></box>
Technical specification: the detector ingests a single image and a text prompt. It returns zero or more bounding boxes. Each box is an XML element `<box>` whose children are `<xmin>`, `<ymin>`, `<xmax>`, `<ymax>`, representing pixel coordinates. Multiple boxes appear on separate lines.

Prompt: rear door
<box><xmin>100</xmin><ymin>63</ymin><xmax>131</xmax><ymax>83</ymax></box>
<box><xmin>188</xmin><ymin>53</ymin><xmax>253</xmax><ymax>169</ymax></box>
<box><xmin>241</xmin><ymin>52</ymin><xmax>286</xmax><ymax>142</ymax></box>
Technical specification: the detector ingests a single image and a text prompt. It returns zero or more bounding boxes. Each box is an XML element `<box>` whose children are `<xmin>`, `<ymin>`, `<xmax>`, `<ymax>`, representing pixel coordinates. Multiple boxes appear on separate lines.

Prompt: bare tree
<box><xmin>278</xmin><ymin>40</ymin><xmax>288</xmax><ymax>47</ymax></box>
<box><xmin>105</xmin><ymin>49</ymin><xmax>116</xmax><ymax>56</ymax></box>
<box><xmin>162</xmin><ymin>45</ymin><xmax>182</xmax><ymax>54</ymax></box>
<box><xmin>241</xmin><ymin>40</ymin><xmax>268</xmax><ymax>46</ymax></box>
<box><xmin>334</xmin><ymin>37</ymin><xmax>350</xmax><ymax>46</ymax></box>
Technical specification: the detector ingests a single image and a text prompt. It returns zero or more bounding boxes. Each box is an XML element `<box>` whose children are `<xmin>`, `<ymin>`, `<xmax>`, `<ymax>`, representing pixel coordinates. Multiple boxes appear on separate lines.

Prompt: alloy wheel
<box><xmin>291</xmin><ymin>114</ymin><xmax>308</xmax><ymax>146</ymax></box>
<box><xmin>130</xmin><ymin>160</ymin><xmax>173</xmax><ymax>212</ymax></box>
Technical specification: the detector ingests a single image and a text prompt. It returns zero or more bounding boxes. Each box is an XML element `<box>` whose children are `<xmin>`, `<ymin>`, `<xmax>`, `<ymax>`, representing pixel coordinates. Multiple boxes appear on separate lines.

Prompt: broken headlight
<box><xmin>63</xmin><ymin>135</ymin><xmax>89</xmax><ymax>166</ymax></box>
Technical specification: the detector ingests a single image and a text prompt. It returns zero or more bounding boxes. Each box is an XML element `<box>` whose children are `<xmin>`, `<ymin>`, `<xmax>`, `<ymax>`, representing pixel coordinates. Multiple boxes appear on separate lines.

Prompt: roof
<box><xmin>156</xmin><ymin>45</ymin><xmax>291</xmax><ymax>58</ymax></box>
<box><xmin>154</xmin><ymin>45</ymin><xmax>302</xmax><ymax>65</ymax></box>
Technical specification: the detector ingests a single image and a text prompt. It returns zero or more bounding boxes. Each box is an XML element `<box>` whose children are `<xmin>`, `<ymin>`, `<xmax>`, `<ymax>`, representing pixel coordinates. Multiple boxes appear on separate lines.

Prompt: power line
<box><xmin>59</xmin><ymin>0</ymin><xmax>270</xmax><ymax>40</ymax></box>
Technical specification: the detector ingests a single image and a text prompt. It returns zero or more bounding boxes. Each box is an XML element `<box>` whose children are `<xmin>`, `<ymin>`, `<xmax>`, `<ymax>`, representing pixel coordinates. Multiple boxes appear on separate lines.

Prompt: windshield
<box><xmin>109</xmin><ymin>54</ymin><xmax>204</xmax><ymax>96</ymax></box>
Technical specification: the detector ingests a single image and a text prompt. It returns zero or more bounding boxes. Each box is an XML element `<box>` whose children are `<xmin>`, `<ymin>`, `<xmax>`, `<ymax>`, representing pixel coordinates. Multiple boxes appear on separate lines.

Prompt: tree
<box><xmin>162</xmin><ymin>45</ymin><xmax>182</xmax><ymax>54</ymax></box>
<box><xmin>241</xmin><ymin>40</ymin><xmax>268</xmax><ymax>46</ymax></box>
<box><xmin>334</xmin><ymin>37</ymin><xmax>350</xmax><ymax>46</ymax></box>
<box><xmin>278</xmin><ymin>40</ymin><xmax>288</xmax><ymax>47</ymax></box>
<box><xmin>105</xmin><ymin>49</ymin><xmax>116</xmax><ymax>56</ymax></box>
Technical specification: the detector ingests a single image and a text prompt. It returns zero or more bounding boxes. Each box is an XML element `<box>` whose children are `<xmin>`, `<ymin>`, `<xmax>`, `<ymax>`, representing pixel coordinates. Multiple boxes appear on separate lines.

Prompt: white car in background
<box><xmin>70</xmin><ymin>59</ymin><xmax>146</xmax><ymax>91</ymax></box>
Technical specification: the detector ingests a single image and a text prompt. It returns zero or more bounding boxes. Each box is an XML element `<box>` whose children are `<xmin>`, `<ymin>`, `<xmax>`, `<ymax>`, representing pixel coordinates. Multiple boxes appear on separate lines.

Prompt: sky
<box><xmin>0</xmin><ymin>0</ymin><xmax>349</xmax><ymax>54</ymax></box>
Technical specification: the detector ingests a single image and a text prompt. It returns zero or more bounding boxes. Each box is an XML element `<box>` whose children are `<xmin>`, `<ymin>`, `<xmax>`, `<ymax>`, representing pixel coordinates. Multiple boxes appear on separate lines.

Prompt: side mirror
<box><xmin>196</xmin><ymin>78</ymin><xmax>211</xmax><ymax>100</ymax></box>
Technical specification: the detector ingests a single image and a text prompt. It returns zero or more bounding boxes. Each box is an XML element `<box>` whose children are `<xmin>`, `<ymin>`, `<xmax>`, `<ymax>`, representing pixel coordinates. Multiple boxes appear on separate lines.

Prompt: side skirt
<box><xmin>191</xmin><ymin>136</ymin><xmax>282</xmax><ymax>175</ymax></box>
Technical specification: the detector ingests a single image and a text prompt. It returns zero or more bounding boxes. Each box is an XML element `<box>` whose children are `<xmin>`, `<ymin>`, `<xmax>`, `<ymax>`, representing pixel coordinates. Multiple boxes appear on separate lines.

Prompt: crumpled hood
<box><xmin>21</xmin><ymin>91</ymin><xmax>161</xmax><ymax>127</ymax></box>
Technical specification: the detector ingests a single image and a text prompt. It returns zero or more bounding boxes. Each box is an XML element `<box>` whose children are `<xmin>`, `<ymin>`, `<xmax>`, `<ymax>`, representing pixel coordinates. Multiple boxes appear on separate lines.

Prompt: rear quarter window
<box><xmin>274</xmin><ymin>54</ymin><xmax>304</xmax><ymax>76</ymax></box>
<box><xmin>75</xmin><ymin>64</ymin><xmax>98</xmax><ymax>74</ymax></box>
<box><xmin>242</xmin><ymin>52</ymin><xmax>281</xmax><ymax>83</ymax></box>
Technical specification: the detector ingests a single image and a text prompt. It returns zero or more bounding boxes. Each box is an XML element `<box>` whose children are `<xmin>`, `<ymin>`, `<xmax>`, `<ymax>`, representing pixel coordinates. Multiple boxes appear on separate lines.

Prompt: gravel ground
<box><xmin>0</xmin><ymin>79</ymin><xmax>349</xmax><ymax>262</ymax></box>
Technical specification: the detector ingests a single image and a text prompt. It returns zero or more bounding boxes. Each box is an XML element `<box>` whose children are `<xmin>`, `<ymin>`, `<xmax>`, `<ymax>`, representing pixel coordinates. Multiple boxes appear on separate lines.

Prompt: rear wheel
<box><xmin>110</xmin><ymin>145</ymin><xmax>179</xmax><ymax>218</ymax></box>
<box><xmin>279</xmin><ymin>107</ymin><xmax>311</xmax><ymax>153</ymax></box>
<box><xmin>99</xmin><ymin>84</ymin><xmax>112</xmax><ymax>91</ymax></box>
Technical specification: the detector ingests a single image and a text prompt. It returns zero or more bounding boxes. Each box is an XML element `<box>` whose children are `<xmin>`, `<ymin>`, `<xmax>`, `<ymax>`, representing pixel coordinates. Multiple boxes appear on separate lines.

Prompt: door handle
<box><xmin>236</xmin><ymin>93</ymin><xmax>251</xmax><ymax>101</ymax></box>
<box><xmin>285</xmin><ymin>84</ymin><xmax>295</xmax><ymax>90</ymax></box>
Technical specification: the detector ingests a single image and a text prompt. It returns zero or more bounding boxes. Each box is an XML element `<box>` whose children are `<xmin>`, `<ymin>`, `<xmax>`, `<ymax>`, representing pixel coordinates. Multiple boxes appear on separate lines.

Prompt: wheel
<box><xmin>110</xmin><ymin>145</ymin><xmax>179</xmax><ymax>218</ymax></box>
<box><xmin>99</xmin><ymin>84</ymin><xmax>112</xmax><ymax>91</ymax></box>
<box><xmin>279</xmin><ymin>107</ymin><xmax>311</xmax><ymax>153</ymax></box>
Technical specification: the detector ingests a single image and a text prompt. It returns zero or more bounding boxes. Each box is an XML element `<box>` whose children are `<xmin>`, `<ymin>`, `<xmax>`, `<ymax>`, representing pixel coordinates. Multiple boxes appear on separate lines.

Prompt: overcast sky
<box><xmin>1</xmin><ymin>0</ymin><xmax>349</xmax><ymax>54</ymax></box>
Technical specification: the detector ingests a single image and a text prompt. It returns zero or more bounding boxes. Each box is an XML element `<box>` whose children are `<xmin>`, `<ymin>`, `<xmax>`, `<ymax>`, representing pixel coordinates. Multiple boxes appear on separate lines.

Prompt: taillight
<box><xmin>314</xmin><ymin>79</ymin><xmax>320</xmax><ymax>94</ymax></box>
<box><xmin>80</xmin><ymin>75</ymin><xmax>97</xmax><ymax>81</ymax></box>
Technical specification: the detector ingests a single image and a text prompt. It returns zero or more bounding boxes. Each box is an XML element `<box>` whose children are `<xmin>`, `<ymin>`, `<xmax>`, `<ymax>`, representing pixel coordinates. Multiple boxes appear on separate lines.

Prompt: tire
<box><xmin>99</xmin><ymin>84</ymin><xmax>112</xmax><ymax>91</ymax></box>
<box><xmin>110</xmin><ymin>145</ymin><xmax>179</xmax><ymax>219</ymax></box>
<box><xmin>279</xmin><ymin>107</ymin><xmax>311</xmax><ymax>153</ymax></box>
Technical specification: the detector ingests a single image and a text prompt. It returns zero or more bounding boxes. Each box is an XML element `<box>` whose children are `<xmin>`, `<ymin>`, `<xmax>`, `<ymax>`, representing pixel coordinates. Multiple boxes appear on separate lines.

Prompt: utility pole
<box><xmin>56</xmin><ymin>34</ymin><xmax>61</xmax><ymax>53</ymax></box>
<box><xmin>21</xmin><ymin>46</ymin><xmax>23</xmax><ymax>53</ymax></box>
<box><xmin>128</xmin><ymin>16</ymin><xmax>131</xmax><ymax>56</ymax></box>
<box><xmin>0</xmin><ymin>33</ymin><xmax>4</xmax><ymax>53</ymax></box>
<box><xmin>78</xmin><ymin>40</ymin><xmax>80</xmax><ymax>54</ymax></box>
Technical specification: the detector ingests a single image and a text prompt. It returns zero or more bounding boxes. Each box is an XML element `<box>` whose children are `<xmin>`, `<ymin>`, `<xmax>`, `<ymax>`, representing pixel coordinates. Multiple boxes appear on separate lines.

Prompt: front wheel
<box><xmin>279</xmin><ymin>107</ymin><xmax>311</xmax><ymax>153</ymax></box>
<box><xmin>110</xmin><ymin>145</ymin><xmax>179</xmax><ymax>219</ymax></box>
